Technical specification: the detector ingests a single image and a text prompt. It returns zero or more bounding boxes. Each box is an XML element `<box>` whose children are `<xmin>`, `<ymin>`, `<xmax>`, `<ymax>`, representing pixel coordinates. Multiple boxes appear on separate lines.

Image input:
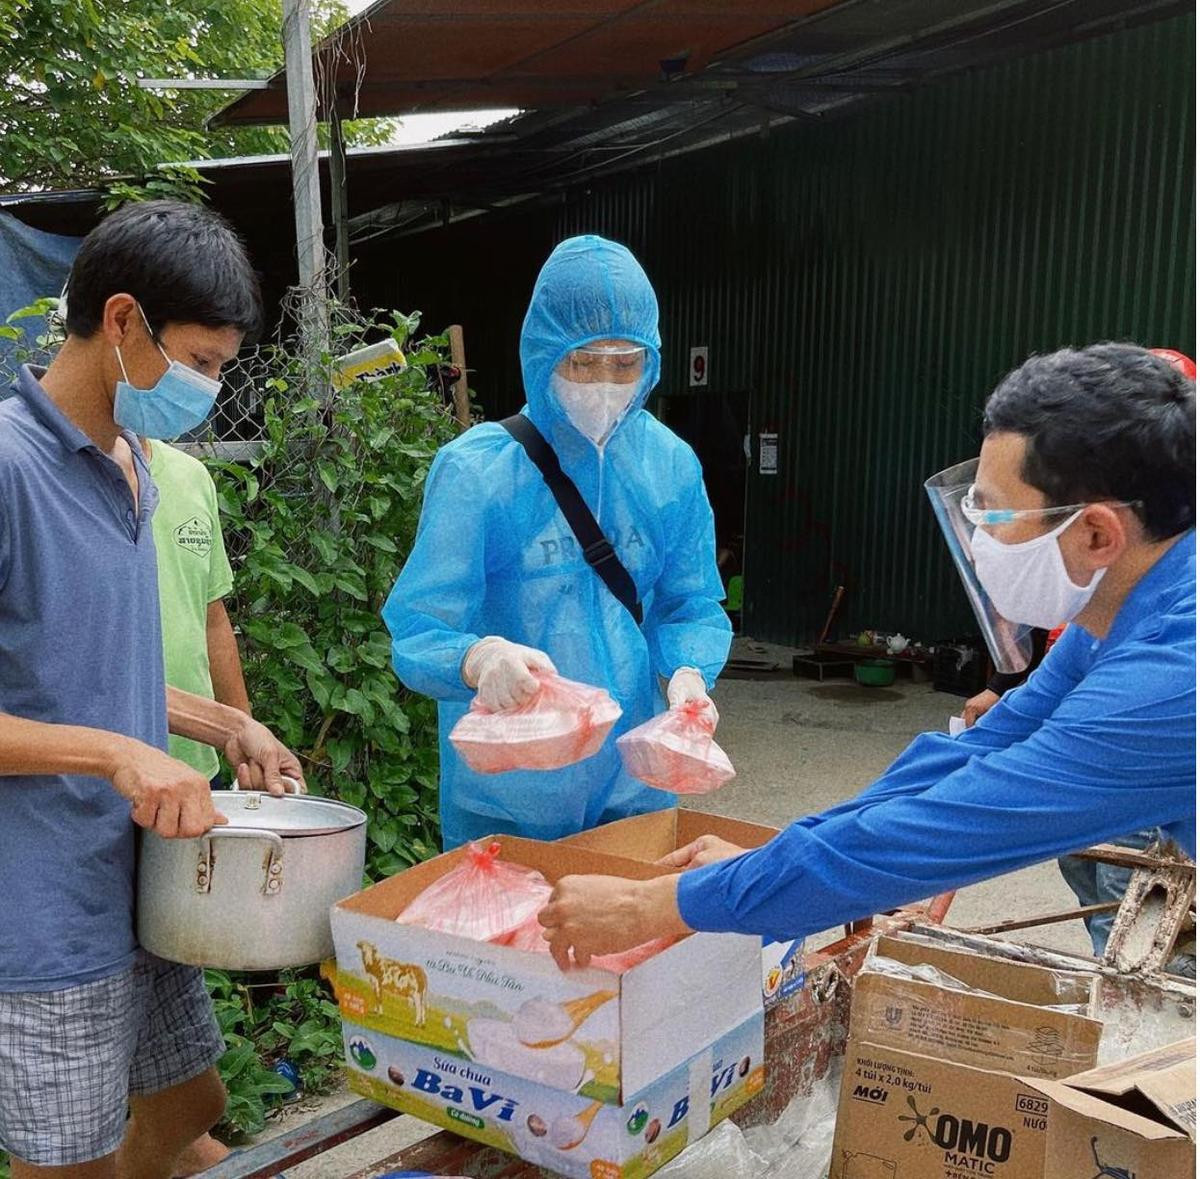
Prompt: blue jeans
<box><xmin>1058</xmin><ymin>829</ymin><xmax>1195</xmax><ymax>976</ymax></box>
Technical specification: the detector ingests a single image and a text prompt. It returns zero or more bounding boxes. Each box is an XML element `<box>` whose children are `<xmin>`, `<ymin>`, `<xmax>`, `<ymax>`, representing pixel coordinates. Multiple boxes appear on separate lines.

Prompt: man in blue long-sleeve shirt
<box><xmin>538</xmin><ymin>344</ymin><xmax>1196</xmax><ymax>966</ymax></box>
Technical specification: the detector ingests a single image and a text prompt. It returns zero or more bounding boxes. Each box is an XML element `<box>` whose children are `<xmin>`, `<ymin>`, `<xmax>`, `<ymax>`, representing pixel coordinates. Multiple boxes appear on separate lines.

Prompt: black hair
<box><xmin>65</xmin><ymin>200</ymin><xmax>262</xmax><ymax>341</ymax></box>
<box><xmin>983</xmin><ymin>343</ymin><xmax>1195</xmax><ymax>540</ymax></box>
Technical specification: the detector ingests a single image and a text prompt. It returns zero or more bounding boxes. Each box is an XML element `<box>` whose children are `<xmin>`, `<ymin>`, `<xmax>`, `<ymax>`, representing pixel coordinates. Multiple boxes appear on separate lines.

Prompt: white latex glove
<box><xmin>463</xmin><ymin>637</ymin><xmax>557</xmax><ymax>712</ymax></box>
<box><xmin>667</xmin><ymin>667</ymin><xmax>718</xmax><ymax>727</ymax></box>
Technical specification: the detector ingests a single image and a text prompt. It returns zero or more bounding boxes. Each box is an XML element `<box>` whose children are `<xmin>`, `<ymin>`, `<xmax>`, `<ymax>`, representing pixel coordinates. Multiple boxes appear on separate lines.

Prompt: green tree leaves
<box><xmin>0</xmin><ymin>0</ymin><xmax>394</xmax><ymax>198</ymax></box>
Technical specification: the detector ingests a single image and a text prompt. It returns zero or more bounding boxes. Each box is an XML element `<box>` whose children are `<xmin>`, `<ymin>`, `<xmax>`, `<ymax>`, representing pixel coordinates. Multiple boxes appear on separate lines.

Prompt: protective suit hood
<box><xmin>520</xmin><ymin>235</ymin><xmax>662</xmax><ymax>442</ymax></box>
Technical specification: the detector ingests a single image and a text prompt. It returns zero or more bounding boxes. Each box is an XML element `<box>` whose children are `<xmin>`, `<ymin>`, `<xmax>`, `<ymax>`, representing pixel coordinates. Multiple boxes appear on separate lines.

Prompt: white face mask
<box><xmin>970</xmin><ymin>509</ymin><xmax>1106</xmax><ymax>629</ymax></box>
<box><xmin>550</xmin><ymin>374</ymin><xmax>637</xmax><ymax>444</ymax></box>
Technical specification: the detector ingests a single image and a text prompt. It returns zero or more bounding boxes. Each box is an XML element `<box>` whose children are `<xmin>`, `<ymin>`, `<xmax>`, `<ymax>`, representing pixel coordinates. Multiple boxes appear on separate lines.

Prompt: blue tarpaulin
<box><xmin>0</xmin><ymin>211</ymin><xmax>81</xmax><ymax>377</ymax></box>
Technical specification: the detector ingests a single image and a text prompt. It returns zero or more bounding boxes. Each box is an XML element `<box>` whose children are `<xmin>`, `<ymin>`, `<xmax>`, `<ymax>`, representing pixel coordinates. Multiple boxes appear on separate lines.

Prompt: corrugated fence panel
<box><xmin>354</xmin><ymin>13</ymin><xmax>1195</xmax><ymax>646</ymax></box>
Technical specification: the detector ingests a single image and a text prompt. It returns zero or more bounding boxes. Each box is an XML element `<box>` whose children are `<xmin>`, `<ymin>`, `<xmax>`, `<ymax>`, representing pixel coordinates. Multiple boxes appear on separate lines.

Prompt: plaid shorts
<box><xmin>0</xmin><ymin>951</ymin><xmax>225</xmax><ymax>1166</ymax></box>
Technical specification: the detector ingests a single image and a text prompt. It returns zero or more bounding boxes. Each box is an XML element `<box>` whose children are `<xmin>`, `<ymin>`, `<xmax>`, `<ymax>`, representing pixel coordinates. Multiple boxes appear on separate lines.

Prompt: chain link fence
<box><xmin>1</xmin><ymin>305</ymin><xmax>274</xmax><ymax>562</ymax></box>
<box><xmin>2</xmin><ymin>292</ymin><xmax>467</xmax><ymax>443</ymax></box>
<box><xmin>0</xmin><ymin>294</ymin><xmax>470</xmax><ymax>558</ymax></box>
<box><xmin>0</xmin><ymin>298</ymin><xmax>268</xmax><ymax>442</ymax></box>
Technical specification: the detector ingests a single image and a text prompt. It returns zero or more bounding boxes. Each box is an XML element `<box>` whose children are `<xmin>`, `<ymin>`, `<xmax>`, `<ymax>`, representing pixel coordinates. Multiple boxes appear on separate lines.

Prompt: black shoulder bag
<box><xmin>501</xmin><ymin>415</ymin><xmax>642</xmax><ymax>625</ymax></box>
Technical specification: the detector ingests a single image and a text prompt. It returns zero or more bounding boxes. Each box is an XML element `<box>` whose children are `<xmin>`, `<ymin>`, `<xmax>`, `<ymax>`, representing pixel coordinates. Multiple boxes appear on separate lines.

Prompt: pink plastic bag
<box><xmin>616</xmin><ymin>701</ymin><xmax>736</xmax><ymax>794</ymax></box>
<box><xmin>450</xmin><ymin>671</ymin><xmax>622</xmax><ymax>774</ymax></box>
<box><xmin>503</xmin><ymin>909</ymin><xmax>675</xmax><ymax>974</ymax></box>
<box><xmin>397</xmin><ymin>842</ymin><xmax>674</xmax><ymax>973</ymax></box>
<box><xmin>395</xmin><ymin>841</ymin><xmax>552</xmax><ymax>943</ymax></box>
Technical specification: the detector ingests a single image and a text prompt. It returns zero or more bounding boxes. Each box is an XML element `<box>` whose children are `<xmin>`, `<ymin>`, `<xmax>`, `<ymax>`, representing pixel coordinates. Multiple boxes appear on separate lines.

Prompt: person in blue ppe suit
<box><xmin>384</xmin><ymin>236</ymin><xmax>732</xmax><ymax>849</ymax></box>
<box><xmin>538</xmin><ymin>344</ymin><xmax>1196</xmax><ymax>969</ymax></box>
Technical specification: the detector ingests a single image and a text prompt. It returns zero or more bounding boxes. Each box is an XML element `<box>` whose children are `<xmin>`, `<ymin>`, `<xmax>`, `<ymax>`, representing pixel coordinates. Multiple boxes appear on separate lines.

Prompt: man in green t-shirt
<box><xmin>144</xmin><ymin>437</ymin><xmax>250</xmax><ymax>1174</ymax></box>
<box><xmin>146</xmin><ymin>438</ymin><xmax>251</xmax><ymax>785</ymax></box>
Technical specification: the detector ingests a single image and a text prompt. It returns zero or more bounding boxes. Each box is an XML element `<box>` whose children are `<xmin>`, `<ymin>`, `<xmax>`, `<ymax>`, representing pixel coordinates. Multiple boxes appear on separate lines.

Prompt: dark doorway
<box><xmin>656</xmin><ymin>390</ymin><xmax>749</xmax><ymax>605</ymax></box>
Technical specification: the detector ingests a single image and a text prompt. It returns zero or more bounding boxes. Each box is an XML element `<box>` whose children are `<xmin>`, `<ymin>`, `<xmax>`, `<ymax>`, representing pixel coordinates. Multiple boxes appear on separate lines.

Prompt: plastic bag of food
<box><xmin>395</xmin><ymin>841</ymin><xmax>552</xmax><ymax>943</ymax></box>
<box><xmin>616</xmin><ymin>701</ymin><xmax>736</xmax><ymax>794</ymax></box>
<box><xmin>590</xmin><ymin>936</ymin><xmax>677</xmax><ymax>974</ymax></box>
<box><xmin>503</xmin><ymin>909</ymin><xmax>675</xmax><ymax>974</ymax></box>
<box><xmin>451</xmin><ymin>671</ymin><xmax>622</xmax><ymax>774</ymax></box>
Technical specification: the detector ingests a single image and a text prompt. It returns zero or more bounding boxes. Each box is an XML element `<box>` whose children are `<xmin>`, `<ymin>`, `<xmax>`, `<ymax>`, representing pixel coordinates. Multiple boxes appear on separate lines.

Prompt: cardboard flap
<box><xmin>559</xmin><ymin>809</ymin><xmax>779</xmax><ymax>862</ymax></box>
<box><xmin>1064</xmin><ymin>1037</ymin><xmax>1195</xmax><ymax>1089</ymax></box>
<box><xmin>560</xmin><ymin>809</ymin><xmax>679</xmax><ymax>860</ymax></box>
<box><xmin>1024</xmin><ymin>1077</ymin><xmax>1193</xmax><ymax>1142</ymax></box>
<box><xmin>676</xmin><ymin>809</ymin><xmax>779</xmax><ymax>850</ymax></box>
<box><xmin>1137</xmin><ymin>1072</ymin><xmax>1198</xmax><ymax>1140</ymax></box>
<box><xmin>872</xmin><ymin>934</ymin><xmax>1095</xmax><ymax>1008</ymax></box>
<box><xmin>1063</xmin><ymin>1038</ymin><xmax>1196</xmax><ymax>1139</ymax></box>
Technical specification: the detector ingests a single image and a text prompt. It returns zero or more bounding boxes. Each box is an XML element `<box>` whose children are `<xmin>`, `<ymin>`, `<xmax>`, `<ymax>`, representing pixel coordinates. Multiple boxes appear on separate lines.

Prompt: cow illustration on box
<box><xmin>357</xmin><ymin>939</ymin><xmax>428</xmax><ymax>1027</ymax></box>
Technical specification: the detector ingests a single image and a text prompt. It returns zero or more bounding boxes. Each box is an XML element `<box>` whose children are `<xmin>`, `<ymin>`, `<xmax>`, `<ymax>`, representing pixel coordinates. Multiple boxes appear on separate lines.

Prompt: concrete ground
<box><xmin>245</xmin><ymin>644</ymin><xmax>1093</xmax><ymax>1175</ymax></box>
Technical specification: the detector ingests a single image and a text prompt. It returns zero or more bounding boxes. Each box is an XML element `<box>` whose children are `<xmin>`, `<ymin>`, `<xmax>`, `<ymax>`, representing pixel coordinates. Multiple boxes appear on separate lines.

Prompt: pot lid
<box><xmin>214</xmin><ymin>791</ymin><xmax>366</xmax><ymax>837</ymax></box>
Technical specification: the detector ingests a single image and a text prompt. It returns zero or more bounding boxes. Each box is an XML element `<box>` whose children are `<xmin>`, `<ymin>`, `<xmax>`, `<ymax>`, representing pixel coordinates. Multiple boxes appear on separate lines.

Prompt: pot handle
<box><xmin>231</xmin><ymin>776</ymin><xmax>306</xmax><ymax>795</ymax></box>
<box><xmin>197</xmin><ymin>827</ymin><xmax>286</xmax><ymax>897</ymax></box>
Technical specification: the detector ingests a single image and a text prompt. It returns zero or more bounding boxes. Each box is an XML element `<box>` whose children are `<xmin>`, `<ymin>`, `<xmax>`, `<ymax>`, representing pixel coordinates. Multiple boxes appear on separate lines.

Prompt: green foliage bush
<box><xmin>206</xmin><ymin>967</ymin><xmax>345</xmax><ymax>1137</ymax></box>
<box><xmin>208</xmin><ymin>308</ymin><xmax>459</xmax><ymax>877</ymax></box>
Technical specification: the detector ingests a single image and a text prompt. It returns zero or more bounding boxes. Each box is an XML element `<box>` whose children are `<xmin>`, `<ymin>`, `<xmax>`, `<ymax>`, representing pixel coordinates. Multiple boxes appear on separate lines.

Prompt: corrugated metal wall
<box><xmin>357</xmin><ymin>13</ymin><xmax>1195</xmax><ymax>646</ymax></box>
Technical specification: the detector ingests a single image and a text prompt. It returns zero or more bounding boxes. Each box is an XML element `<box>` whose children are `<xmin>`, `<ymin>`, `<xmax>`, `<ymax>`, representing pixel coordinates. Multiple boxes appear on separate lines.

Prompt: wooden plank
<box><xmin>816</xmin><ymin>584</ymin><xmax>846</xmax><ymax>646</ymax></box>
<box><xmin>345</xmin><ymin>1132</ymin><xmax>549</xmax><ymax>1177</ymax></box>
<box><xmin>448</xmin><ymin>324</ymin><xmax>471</xmax><ymax>428</ymax></box>
<box><xmin>202</xmin><ymin>1100</ymin><xmax>400</xmax><ymax>1178</ymax></box>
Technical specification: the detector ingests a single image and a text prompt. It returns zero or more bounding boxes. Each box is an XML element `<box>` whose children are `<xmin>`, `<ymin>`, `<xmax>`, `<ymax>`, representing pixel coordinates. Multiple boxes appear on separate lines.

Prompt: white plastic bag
<box><xmin>654</xmin><ymin>1122</ymin><xmax>767</xmax><ymax>1178</ymax></box>
<box><xmin>396</xmin><ymin>839</ymin><xmax>673</xmax><ymax>972</ymax></box>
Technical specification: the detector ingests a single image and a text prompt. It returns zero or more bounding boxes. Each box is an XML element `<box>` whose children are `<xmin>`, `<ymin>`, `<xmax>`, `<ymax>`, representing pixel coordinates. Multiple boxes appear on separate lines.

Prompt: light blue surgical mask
<box><xmin>113</xmin><ymin>307</ymin><xmax>221</xmax><ymax>439</ymax></box>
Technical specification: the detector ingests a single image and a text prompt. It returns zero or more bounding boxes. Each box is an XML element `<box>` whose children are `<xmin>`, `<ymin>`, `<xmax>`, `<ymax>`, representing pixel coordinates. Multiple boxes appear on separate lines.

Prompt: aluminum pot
<box><xmin>137</xmin><ymin>791</ymin><xmax>367</xmax><ymax>970</ymax></box>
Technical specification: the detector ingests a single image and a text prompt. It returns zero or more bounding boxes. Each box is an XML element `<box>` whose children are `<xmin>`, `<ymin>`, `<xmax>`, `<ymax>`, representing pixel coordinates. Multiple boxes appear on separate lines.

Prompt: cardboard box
<box><xmin>1024</xmin><ymin>1038</ymin><xmax>1196</xmax><ymax>1178</ymax></box>
<box><xmin>829</xmin><ymin>934</ymin><xmax>1102</xmax><ymax>1179</ymax></box>
<box><xmin>849</xmin><ymin>935</ymin><xmax>1101</xmax><ymax>1080</ymax></box>
<box><xmin>833</xmin><ymin>1044</ymin><xmax>1060</xmax><ymax>1179</ymax></box>
<box><xmin>560</xmin><ymin>809</ymin><xmax>806</xmax><ymax>1006</ymax></box>
<box><xmin>325</xmin><ymin>835</ymin><xmax>764</xmax><ymax>1176</ymax></box>
<box><xmin>340</xmin><ymin>1010</ymin><xmax>765</xmax><ymax>1179</ymax></box>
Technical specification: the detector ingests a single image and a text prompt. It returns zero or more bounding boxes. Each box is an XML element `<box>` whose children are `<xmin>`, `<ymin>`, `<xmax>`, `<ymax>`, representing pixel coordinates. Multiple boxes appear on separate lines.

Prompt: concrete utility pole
<box><xmin>281</xmin><ymin>0</ymin><xmax>328</xmax><ymax>362</ymax></box>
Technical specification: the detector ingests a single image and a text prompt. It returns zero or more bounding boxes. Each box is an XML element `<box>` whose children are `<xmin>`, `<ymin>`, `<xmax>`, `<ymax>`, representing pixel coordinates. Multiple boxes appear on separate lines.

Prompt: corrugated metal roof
<box><xmin>212</xmin><ymin>0</ymin><xmax>1190</xmax><ymax>136</ymax></box>
<box><xmin>210</xmin><ymin>1</ymin><xmax>847</xmax><ymax>126</ymax></box>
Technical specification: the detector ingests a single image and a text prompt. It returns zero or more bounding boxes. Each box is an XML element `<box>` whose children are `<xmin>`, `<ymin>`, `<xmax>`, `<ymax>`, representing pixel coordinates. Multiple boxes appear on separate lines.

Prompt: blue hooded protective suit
<box><xmin>383</xmin><ymin>235</ymin><xmax>732</xmax><ymax>849</ymax></box>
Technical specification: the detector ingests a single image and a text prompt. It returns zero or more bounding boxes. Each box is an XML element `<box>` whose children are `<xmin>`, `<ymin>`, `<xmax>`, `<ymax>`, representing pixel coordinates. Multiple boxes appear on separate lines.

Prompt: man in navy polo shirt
<box><xmin>0</xmin><ymin>201</ymin><xmax>305</xmax><ymax>1178</ymax></box>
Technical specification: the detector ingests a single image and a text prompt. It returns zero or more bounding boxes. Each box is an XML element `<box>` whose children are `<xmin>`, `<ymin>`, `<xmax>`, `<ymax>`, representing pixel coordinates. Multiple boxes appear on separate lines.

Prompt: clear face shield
<box><xmin>924</xmin><ymin>457</ymin><xmax>1034</xmax><ymax>675</ymax></box>
<box><xmin>552</xmin><ymin>342</ymin><xmax>649</xmax><ymax>444</ymax></box>
<box><xmin>559</xmin><ymin>343</ymin><xmax>647</xmax><ymax>386</ymax></box>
